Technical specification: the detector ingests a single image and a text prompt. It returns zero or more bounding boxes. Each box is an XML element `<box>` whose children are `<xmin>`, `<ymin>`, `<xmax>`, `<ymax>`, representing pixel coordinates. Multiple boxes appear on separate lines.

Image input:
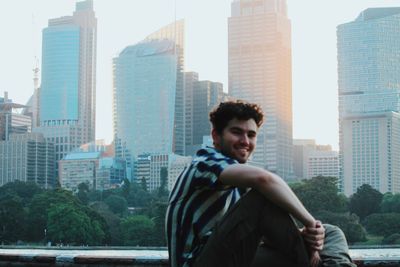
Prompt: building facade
<box><xmin>293</xmin><ymin>139</ymin><xmax>339</xmax><ymax>180</ymax></box>
<box><xmin>134</xmin><ymin>153</ymin><xmax>191</xmax><ymax>192</ymax></box>
<box><xmin>0</xmin><ymin>92</ymin><xmax>31</xmax><ymax>141</ymax></box>
<box><xmin>293</xmin><ymin>139</ymin><xmax>317</xmax><ymax>180</ymax></box>
<box><xmin>59</xmin><ymin>151</ymin><xmax>125</xmax><ymax>191</ymax></box>
<box><xmin>0</xmin><ymin>133</ymin><xmax>55</xmax><ymax>188</ymax></box>
<box><xmin>113</xmin><ymin>20</ymin><xmax>184</xmax><ymax>171</ymax></box>
<box><xmin>307</xmin><ymin>150</ymin><xmax>339</xmax><ymax>180</ymax></box>
<box><xmin>35</xmin><ymin>0</ymin><xmax>97</xmax><ymax>170</ymax></box>
<box><xmin>228</xmin><ymin>0</ymin><xmax>293</xmax><ymax>179</ymax></box>
<box><xmin>338</xmin><ymin>8</ymin><xmax>400</xmax><ymax>195</ymax></box>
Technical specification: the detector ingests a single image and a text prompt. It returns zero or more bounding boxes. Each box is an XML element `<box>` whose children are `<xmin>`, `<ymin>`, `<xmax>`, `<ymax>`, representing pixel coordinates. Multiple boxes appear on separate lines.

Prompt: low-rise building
<box><xmin>59</xmin><ymin>151</ymin><xmax>126</xmax><ymax>191</ymax></box>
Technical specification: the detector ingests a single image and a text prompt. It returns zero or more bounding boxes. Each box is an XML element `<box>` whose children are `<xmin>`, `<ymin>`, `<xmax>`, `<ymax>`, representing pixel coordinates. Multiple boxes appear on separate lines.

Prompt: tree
<box><xmin>104</xmin><ymin>195</ymin><xmax>128</xmax><ymax>215</ymax></box>
<box><xmin>349</xmin><ymin>184</ymin><xmax>383</xmax><ymax>220</ymax></box>
<box><xmin>363</xmin><ymin>213</ymin><xmax>400</xmax><ymax>237</ymax></box>
<box><xmin>158</xmin><ymin>167</ymin><xmax>169</xmax><ymax>199</ymax></box>
<box><xmin>126</xmin><ymin>182</ymin><xmax>152</xmax><ymax>207</ymax></box>
<box><xmin>121</xmin><ymin>178</ymin><xmax>131</xmax><ymax>198</ymax></box>
<box><xmin>147</xmin><ymin>201</ymin><xmax>168</xmax><ymax>246</ymax></box>
<box><xmin>291</xmin><ymin>176</ymin><xmax>348</xmax><ymax>214</ymax></box>
<box><xmin>380</xmin><ymin>193</ymin><xmax>400</xmax><ymax>213</ymax></box>
<box><xmin>0</xmin><ymin>194</ymin><xmax>27</xmax><ymax>243</ymax></box>
<box><xmin>27</xmin><ymin>189</ymin><xmax>80</xmax><ymax>241</ymax></box>
<box><xmin>0</xmin><ymin>181</ymin><xmax>43</xmax><ymax>206</ymax></box>
<box><xmin>315</xmin><ymin>211</ymin><xmax>366</xmax><ymax>244</ymax></box>
<box><xmin>76</xmin><ymin>182</ymin><xmax>89</xmax><ymax>205</ymax></box>
<box><xmin>382</xmin><ymin>233</ymin><xmax>400</xmax><ymax>245</ymax></box>
<box><xmin>141</xmin><ymin>177</ymin><xmax>148</xmax><ymax>192</ymax></box>
<box><xmin>120</xmin><ymin>215</ymin><xmax>155</xmax><ymax>246</ymax></box>
<box><xmin>47</xmin><ymin>203</ymin><xmax>106</xmax><ymax>245</ymax></box>
<box><xmin>27</xmin><ymin>189</ymin><xmax>109</xmax><ymax>244</ymax></box>
<box><xmin>90</xmin><ymin>201</ymin><xmax>121</xmax><ymax>245</ymax></box>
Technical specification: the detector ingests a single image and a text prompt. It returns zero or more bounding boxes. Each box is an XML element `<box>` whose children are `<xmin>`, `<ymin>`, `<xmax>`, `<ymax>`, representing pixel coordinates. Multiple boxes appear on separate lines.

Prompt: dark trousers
<box><xmin>193</xmin><ymin>190</ymin><xmax>355</xmax><ymax>267</ymax></box>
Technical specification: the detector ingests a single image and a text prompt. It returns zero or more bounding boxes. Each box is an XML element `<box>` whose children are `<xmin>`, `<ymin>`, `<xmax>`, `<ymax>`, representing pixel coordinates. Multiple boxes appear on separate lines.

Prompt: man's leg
<box><xmin>251</xmin><ymin>224</ymin><xmax>357</xmax><ymax>267</ymax></box>
<box><xmin>319</xmin><ymin>224</ymin><xmax>356</xmax><ymax>267</ymax></box>
<box><xmin>192</xmin><ymin>190</ymin><xmax>309</xmax><ymax>267</ymax></box>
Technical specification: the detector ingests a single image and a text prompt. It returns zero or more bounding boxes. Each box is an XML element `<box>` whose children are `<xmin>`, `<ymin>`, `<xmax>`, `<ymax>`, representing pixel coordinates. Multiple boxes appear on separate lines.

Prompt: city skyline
<box><xmin>3</xmin><ymin>0</ymin><xmax>400</xmax><ymax>150</ymax></box>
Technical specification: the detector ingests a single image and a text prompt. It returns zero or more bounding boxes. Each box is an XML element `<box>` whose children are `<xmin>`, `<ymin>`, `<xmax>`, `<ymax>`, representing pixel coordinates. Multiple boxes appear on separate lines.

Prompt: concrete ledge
<box><xmin>0</xmin><ymin>247</ymin><xmax>398</xmax><ymax>266</ymax></box>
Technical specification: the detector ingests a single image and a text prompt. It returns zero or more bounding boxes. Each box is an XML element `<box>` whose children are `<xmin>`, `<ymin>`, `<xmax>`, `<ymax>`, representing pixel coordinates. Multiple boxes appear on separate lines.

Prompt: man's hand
<box><xmin>301</xmin><ymin>220</ymin><xmax>325</xmax><ymax>251</ymax></box>
<box><xmin>301</xmin><ymin>221</ymin><xmax>324</xmax><ymax>267</ymax></box>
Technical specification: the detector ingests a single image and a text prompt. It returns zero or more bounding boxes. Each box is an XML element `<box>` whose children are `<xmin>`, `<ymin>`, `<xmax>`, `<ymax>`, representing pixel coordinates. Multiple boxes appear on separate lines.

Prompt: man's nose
<box><xmin>239</xmin><ymin>134</ymin><xmax>249</xmax><ymax>145</ymax></box>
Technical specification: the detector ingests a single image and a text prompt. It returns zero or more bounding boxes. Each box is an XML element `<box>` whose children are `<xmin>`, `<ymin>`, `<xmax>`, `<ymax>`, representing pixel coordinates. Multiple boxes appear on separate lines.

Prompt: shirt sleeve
<box><xmin>192</xmin><ymin>152</ymin><xmax>237</xmax><ymax>190</ymax></box>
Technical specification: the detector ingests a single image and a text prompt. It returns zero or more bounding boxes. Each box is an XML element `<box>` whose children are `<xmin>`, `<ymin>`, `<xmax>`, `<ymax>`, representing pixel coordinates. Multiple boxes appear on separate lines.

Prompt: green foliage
<box><xmin>104</xmin><ymin>194</ymin><xmax>128</xmax><ymax>215</ymax></box>
<box><xmin>158</xmin><ymin>167</ymin><xmax>168</xmax><ymax>198</ymax></box>
<box><xmin>382</xmin><ymin>233</ymin><xmax>400</xmax><ymax>245</ymax></box>
<box><xmin>47</xmin><ymin>203</ymin><xmax>105</xmax><ymax>245</ymax></box>
<box><xmin>146</xmin><ymin>201</ymin><xmax>168</xmax><ymax>246</ymax></box>
<box><xmin>0</xmin><ymin>181</ymin><xmax>43</xmax><ymax>205</ymax></box>
<box><xmin>291</xmin><ymin>176</ymin><xmax>347</xmax><ymax>214</ymax></box>
<box><xmin>90</xmin><ymin>201</ymin><xmax>121</xmax><ymax>245</ymax></box>
<box><xmin>141</xmin><ymin>177</ymin><xmax>148</xmax><ymax>192</ymax></box>
<box><xmin>349</xmin><ymin>184</ymin><xmax>383</xmax><ymax>220</ymax></box>
<box><xmin>0</xmin><ymin>194</ymin><xmax>27</xmax><ymax>243</ymax></box>
<box><xmin>76</xmin><ymin>182</ymin><xmax>89</xmax><ymax>205</ymax></box>
<box><xmin>120</xmin><ymin>215</ymin><xmax>155</xmax><ymax>246</ymax></box>
<box><xmin>121</xmin><ymin>178</ymin><xmax>130</xmax><ymax>198</ymax></box>
<box><xmin>363</xmin><ymin>213</ymin><xmax>400</xmax><ymax>237</ymax></box>
<box><xmin>315</xmin><ymin>211</ymin><xmax>366</xmax><ymax>243</ymax></box>
<box><xmin>380</xmin><ymin>193</ymin><xmax>400</xmax><ymax>213</ymax></box>
<box><xmin>126</xmin><ymin>182</ymin><xmax>152</xmax><ymax>207</ymax></box>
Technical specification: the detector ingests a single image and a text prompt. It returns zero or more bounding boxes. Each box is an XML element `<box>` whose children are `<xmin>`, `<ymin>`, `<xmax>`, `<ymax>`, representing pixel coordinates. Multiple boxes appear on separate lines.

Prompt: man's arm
<box><xmin>219</xmin><ymin>164</ymin><xmax>316</xmax><ymax>228</ymax></box>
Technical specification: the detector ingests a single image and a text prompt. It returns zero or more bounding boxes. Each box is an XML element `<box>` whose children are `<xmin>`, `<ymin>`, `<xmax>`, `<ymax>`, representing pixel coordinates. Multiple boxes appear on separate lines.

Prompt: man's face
<box><xmin>212</xmin><ymin>118</ymin><xmax>258</xmax><ymax>163</ymax></box>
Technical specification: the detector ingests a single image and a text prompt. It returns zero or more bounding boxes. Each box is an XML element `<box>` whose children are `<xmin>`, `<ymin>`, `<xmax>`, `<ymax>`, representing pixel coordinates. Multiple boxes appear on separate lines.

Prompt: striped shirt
<box><xmin>166</xmin><ymin>147</ymin><xmax>242</xmax><ymax>267</ymax></box>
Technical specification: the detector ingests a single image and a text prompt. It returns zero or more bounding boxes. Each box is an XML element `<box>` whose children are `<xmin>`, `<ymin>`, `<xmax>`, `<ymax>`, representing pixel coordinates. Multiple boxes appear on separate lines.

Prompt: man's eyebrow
<box><xmin>229</xmin><ymin>126</ymin><xmax>257</xmax><ymax>134</ymax></box>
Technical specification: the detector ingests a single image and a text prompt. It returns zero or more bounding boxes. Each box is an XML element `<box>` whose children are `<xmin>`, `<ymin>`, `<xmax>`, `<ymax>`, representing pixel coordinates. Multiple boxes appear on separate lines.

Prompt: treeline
<box><xmin>291</xmin><ymin>176</ymin><xmax>400</xmax><ymax>245</ymax></box>
<box><xmin>2</xmin><ymin>175</ymin><xmax>400</xmax><ymax>246</ymax></box>
<box><xmin>0</xmin><ymin>177</ymin><xmax>168</xmax><ymax>246</ymax></box>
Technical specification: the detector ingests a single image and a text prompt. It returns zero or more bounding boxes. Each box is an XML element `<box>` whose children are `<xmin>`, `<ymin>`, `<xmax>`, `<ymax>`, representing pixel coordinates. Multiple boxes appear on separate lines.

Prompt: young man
<box><xmin>166</xmin><ymin>100</ymin><xmax>355</xmax><ymax>267</ymax></box>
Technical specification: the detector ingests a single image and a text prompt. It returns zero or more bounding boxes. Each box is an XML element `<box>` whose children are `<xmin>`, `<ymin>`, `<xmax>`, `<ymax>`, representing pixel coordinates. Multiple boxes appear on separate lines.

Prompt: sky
<box><xmin>2</xmin><ymin>0</ymin><xmax>400</xmax><ymax>150</ymax></box>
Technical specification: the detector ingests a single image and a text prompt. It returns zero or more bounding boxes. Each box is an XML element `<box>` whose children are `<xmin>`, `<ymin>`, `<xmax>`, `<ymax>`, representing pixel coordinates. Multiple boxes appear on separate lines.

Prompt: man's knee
<box><xmin>323</xmin><ymin>224</ymin><xmax>348</xmax><ymax>245</ymax></box>
<box><xmin>321</xmin><ymin>224</ymin><xmax>356</xmax><ymax>267</ymax></box>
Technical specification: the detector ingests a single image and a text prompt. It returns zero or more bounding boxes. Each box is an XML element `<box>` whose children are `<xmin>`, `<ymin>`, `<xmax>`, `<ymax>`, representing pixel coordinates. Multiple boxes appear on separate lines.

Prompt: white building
<box><xmin>307</xmin><ymin>150</ymin><xmax>339</xmax><ymax>180</ymax></box>
<box><xmin>293</xmin><ymin>139</ymin><xmax>339</xmax><ymax>180</ymax></box>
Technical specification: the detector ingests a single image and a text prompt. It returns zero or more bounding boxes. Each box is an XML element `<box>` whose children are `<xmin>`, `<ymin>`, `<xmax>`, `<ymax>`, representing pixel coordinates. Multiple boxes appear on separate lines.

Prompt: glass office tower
<box><xmin>228</xmin><ymin>0</ymin><xmax>293</xmax><ymax>180</ymax></box>
<box><xmin>338</xmin><ymin>8</ymin><xmax>400</xmax><ymax>195</ymax></box>
<box><xmin>36</xmin><ymin>0</ymin><xmax>97</xmax><ymax>168</ymax></box>
<box><xmin>113</xmin><ymin>21</ymin><xmax>184</xmax><ymax>170</ymax></box>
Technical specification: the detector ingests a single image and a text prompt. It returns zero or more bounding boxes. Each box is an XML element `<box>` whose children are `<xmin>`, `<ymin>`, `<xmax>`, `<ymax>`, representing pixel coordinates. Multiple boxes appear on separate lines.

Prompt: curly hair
<box><xmin>209</xmin><ymin>100</ymin><xmax>264</xmax><ymax>134</ymax></box>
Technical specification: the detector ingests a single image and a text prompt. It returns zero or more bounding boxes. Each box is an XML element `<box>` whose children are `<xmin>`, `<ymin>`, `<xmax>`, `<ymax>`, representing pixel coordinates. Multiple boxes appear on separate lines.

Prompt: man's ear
<box><xmin>211</xmin><ymin>128</ymin><xmax>220</xmax><ymax>148</ymax></box>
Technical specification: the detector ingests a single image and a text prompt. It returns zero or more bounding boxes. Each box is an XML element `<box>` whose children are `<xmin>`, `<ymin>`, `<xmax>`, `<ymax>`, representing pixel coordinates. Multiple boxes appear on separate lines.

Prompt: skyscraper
<box><xmin>113</xmin><ymin>20</ymin><xmax>184</xmax><ymax>171</ymax></box>
<box><xmin>338</xmin><ymin>8</ymin><xmax>400</xmax><ymax>195</ymax></box>
<box><xmin>35</xmin><ymin>0</ymin><xmax>97</xmax><ymax>166</ymax></box>
<box><xmin>228</xmin><ymin>0</ymin><xmax>293</xmax><ymax>179</ymax></box>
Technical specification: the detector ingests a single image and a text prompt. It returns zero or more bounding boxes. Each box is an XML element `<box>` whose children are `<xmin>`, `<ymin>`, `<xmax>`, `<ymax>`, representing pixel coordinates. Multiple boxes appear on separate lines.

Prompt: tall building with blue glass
<box><xmin>35</xmin><ymin>0</ymin><xmax>97</xmax><ymax>173</ymax></box>
<box><xmin>338</xmin><ymin>8</ymin><xmax>400</xmax><ymax>195</ymax></box>
<box><xmin>113</xmin><ymin>20</ymin><xmax>184</xmax><ymax>174</ymax></box>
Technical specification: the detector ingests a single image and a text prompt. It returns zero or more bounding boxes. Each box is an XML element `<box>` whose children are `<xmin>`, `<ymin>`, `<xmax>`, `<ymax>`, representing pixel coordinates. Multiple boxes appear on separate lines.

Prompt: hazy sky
<box><xmin>2</xmin><ymin>0</ymin><xmax>400</xmax><ymax>150</ymax></box>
